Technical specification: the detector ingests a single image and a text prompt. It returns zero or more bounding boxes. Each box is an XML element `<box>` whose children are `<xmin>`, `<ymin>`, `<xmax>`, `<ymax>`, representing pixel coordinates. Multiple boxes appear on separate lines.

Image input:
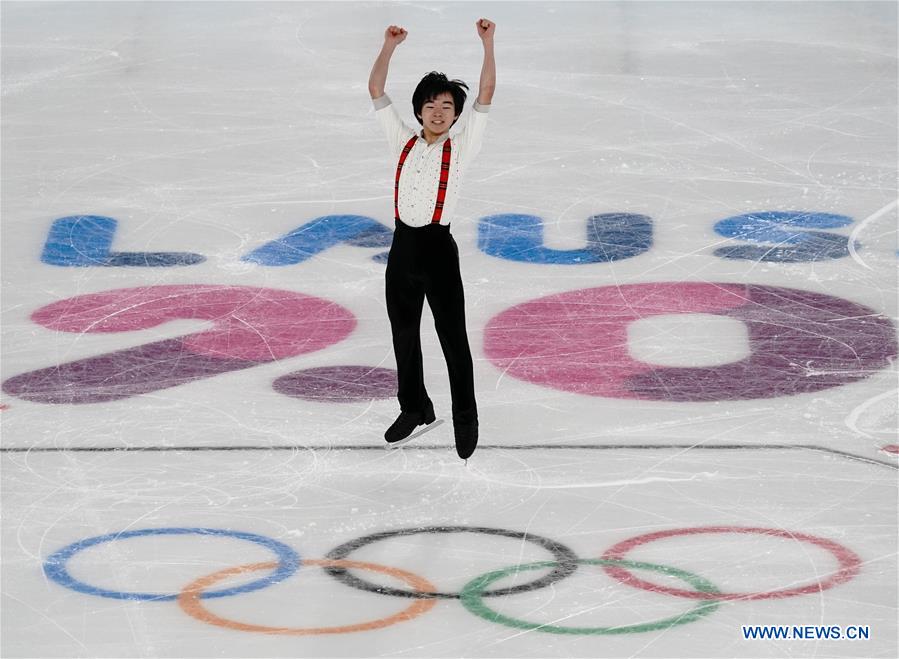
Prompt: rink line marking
<box><xmin>847</xmin><ymin>198</ymin><xmax>898</xmax><ymax>270</ymax></box>
<box><xmin>0</xmin><ymin>444</ymin><xmax>894</xmax><ymax>469</ymax></box>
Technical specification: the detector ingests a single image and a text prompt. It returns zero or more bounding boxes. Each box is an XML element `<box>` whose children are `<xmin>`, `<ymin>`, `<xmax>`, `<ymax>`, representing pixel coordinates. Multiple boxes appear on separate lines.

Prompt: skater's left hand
<box><xmin>476</xmin><ymin>18</ymin><xmax>495</xmax><ymax>41</ymax></box>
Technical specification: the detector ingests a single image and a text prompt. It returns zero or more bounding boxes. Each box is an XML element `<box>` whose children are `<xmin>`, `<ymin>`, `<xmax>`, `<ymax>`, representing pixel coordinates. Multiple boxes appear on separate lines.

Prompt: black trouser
<box><xmin>386</xmin><ymin>221</ymin><xmax>477</xmax><ymax>423</ymax></box>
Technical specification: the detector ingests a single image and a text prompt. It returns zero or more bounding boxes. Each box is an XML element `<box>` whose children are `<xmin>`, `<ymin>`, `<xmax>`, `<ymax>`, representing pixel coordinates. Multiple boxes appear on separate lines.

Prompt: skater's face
<box><xmin>420</xmin><ymin>92</ymin><xmax>458</xmax><ymax>139</ymax></box>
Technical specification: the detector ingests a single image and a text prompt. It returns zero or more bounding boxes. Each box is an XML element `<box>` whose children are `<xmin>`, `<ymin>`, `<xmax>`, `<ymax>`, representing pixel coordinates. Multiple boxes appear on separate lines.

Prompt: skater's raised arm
<box><xmin>369</xmin><ymin>25</ymin><xmax>407</xmax><ymax>99</ymax></box>
<box><xmin>475</xmin><ymin>19</ymin><xmax>496</xmax><ymax>105</ymax></box>
<box><xmin>370</xmin><ymin>25</ymin><xmax>415</xmax><ymax>156</ymax></box>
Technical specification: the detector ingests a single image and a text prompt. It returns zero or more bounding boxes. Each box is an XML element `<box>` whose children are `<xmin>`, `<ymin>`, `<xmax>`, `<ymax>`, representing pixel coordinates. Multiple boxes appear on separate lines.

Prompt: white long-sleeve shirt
<box><xmin>373</xmin><ymin>94</ymin><xmax>490</xmax><ymax>227</ymax></box>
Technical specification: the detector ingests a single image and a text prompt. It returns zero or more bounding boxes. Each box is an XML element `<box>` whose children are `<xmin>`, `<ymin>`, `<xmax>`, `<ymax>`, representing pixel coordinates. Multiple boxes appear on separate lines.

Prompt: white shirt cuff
<box><xmin>372</xmin><ymin>94</ymin><xmax>392</xmax><ymax>110</ymax></box>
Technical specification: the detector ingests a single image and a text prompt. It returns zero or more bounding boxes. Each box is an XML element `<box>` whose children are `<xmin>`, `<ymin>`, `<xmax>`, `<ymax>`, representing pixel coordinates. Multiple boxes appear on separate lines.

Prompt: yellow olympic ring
<box><xmin>178</xmin><ymin>559</ymin><xmax>437</xmax><ymax>635</ymax></box>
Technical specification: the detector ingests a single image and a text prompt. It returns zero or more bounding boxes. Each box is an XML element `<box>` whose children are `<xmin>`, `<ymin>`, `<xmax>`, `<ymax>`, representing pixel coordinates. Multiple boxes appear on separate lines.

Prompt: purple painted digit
<box><xmin>484</xmin><ymin>283</ymin><xmax>896</xmax><ymax>401</ymax></box>
<box><xmin>3</xmin><ymin>285</ymin><xmax>356</xmax><ymax>404</ymax></box>
<box><xmin>273</xmin><ymin>366</ymin><xmax>397</xmax><ymax>403</ymax></box>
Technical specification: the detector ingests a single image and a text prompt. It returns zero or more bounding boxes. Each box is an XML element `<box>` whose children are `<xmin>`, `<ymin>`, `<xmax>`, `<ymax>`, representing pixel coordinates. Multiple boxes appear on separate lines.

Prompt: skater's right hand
<box><xmin>384</xmin><ymin>25</ymin><xmax>408</xmax><ymax>46</ymax></box>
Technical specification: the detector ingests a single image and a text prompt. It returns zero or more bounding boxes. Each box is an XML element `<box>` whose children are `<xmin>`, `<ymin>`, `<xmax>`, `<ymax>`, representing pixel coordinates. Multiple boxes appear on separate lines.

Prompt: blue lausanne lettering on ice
<box><xmin>478</xmin><ymin>213</ymin><xmax>653</xmax><ymax>264</ymax></box>
<box><xmin>713</xmin><ymin>211</ymin><xmax>854</xmax><ymax>262</ymax></box>
<box><xmin>39</xmin><ymin>210</ymin><xmax>860</xmax><ymax>268</ymax></box>
<box><xmin>41</xmin><ymin>216</ymin><xmax>206</xmax><ymax>267</ymax></box>
<box><xmin>242</xmin><ymin>215</ymin><xmax>393</xmax><ymax>265</ymax></box>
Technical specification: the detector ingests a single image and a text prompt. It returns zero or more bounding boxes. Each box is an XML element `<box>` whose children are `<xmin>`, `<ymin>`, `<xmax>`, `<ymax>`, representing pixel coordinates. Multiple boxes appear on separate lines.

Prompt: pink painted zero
<box><xmin>483</xmin><ymin>282</ymin><xmax>747</xmax><ymax>398</ymax></box>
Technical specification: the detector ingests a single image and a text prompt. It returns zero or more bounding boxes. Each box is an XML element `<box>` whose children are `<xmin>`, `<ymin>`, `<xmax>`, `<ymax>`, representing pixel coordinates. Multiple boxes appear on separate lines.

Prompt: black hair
<box><xmin>412</xmin><ymin>71</ymin><xmax>468</xmax><ymax>126</ymax></box>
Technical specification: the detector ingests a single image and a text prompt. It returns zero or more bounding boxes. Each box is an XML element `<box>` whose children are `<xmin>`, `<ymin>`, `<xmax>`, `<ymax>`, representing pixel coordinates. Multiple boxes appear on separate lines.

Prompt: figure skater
<box><xmin>368</xmin><ymin>19</ymin><xmax>496</xmax><ymax>459</ymax></box>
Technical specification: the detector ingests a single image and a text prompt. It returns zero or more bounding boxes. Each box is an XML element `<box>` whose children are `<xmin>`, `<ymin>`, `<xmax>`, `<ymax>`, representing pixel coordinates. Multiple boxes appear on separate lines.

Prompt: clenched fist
<box><xmin>476</xmin><ymin>18</ymin><xmax>495</xmax><ymax>41</ymax></box>
<box><xmin>384</xmin><ymin>25</ymin><xmax>407</xmax><ymax>46</ymax></box>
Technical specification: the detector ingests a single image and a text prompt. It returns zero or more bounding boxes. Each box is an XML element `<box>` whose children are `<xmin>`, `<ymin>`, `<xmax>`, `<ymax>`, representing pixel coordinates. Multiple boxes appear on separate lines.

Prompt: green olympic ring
<box><xmin>460</xmin><ymin>558</ymin><xmax>721</xmax><ymax>635</ymax></box>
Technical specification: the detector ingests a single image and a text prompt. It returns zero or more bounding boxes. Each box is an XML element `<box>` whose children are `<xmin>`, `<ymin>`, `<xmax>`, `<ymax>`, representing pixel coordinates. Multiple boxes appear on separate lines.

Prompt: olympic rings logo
<box><xmin>43</xmin><ymin>525</ymin><xmax>862</xmax><ymax>637</ymax></box>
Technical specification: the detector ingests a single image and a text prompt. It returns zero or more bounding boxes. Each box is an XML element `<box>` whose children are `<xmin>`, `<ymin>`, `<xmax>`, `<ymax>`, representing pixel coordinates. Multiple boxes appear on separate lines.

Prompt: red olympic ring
<box><xmin>178</xmin><ymin>559</ymin><xmax>437</xmax><ymax>635</ymax></box>
<box><xmin>600</xmin><ymin>526</ymin><xmax>862</xmax><ymax>601</ymax></box>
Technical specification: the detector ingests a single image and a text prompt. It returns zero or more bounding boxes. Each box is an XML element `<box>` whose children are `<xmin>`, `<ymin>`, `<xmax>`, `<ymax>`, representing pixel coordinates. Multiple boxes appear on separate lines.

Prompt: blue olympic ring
<box><xmin>43</xmin><ymin>527</ymin><xmax>301</xmax><ymax>601</ymax></box>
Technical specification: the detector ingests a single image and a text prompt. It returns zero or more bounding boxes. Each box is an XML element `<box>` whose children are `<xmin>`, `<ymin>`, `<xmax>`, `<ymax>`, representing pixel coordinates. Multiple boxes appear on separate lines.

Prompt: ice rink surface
<box><xmin>1</xmin><ymin>1</ymin><xmax>897</xmax><ymax>657</ymax></box>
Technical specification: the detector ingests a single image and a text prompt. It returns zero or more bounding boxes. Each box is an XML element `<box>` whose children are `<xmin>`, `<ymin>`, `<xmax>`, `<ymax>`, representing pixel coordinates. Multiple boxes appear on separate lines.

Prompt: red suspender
<box><xmin>432</xmin><ymin>139</ymin><xmax>452</xmax><ymax>223</ymax></box>
<box><xmin>394</xmin><ymin>136</ymin><xmax>417</xmax><ymax>223</ymax></box>
<box><xmin>394</xmin><ymin>135</ymin><xmax>452</xmax><ymax>225</ymax></box>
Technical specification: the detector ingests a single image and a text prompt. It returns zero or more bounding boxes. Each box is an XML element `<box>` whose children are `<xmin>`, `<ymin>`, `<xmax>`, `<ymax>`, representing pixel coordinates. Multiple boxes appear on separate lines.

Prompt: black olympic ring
<box><xmin>324</xmin><ymin>525</ymin><xmax>579</xmax><ymax>599</ymax></box>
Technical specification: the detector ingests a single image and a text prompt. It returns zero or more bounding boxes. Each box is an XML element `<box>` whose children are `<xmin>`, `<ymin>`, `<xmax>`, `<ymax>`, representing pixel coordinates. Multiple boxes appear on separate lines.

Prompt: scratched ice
<box><xmin>1</xmin><ymin>2</ymin><xmax>896</xmax><ymax>658</ymax></box>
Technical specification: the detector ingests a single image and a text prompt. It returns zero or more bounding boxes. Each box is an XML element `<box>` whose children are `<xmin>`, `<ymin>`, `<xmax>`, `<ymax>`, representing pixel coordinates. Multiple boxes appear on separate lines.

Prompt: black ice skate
<box><xmin>385</xmin><ymin>400</ymin><xmax>436</xmax><ymax>447</ymax></box>
<box><xmin>454</xmin><ymin>417</ymin><xmax>478</xmax><ymax>460</ymax></box>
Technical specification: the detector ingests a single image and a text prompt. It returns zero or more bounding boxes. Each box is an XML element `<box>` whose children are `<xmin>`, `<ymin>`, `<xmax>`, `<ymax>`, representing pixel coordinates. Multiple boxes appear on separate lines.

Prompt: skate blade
<box><xmin>385</xmin><ymin>419</ymin><xmax>444</xmax><ymax>449</ymax></box>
